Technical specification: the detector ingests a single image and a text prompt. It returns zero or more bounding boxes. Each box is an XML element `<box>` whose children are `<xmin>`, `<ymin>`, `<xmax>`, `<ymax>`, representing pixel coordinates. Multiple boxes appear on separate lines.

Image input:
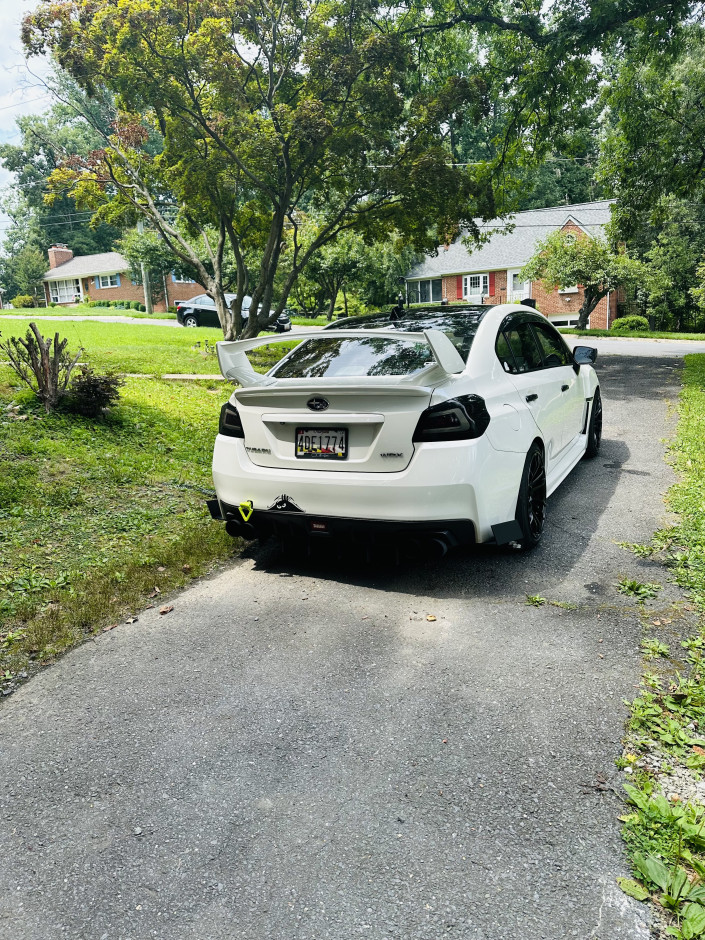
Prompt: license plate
<box><xmin>296</xmin><ymin>427</ymin><xmax>347</xmax><ymax>460</ymax></box>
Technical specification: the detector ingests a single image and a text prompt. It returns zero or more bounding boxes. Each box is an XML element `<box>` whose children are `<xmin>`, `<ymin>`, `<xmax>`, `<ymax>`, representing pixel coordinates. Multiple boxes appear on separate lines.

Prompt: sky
<box><xmin>0</xmin><ymin>0</ymin><xmax>53</xmax><ymax>234</ymax></box>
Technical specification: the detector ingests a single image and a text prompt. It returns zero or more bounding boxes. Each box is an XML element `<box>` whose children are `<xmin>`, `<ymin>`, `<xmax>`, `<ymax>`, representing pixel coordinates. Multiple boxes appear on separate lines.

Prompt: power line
<box><xmin>0</xmin><ymin>95</ymin><xmax>52</xmax><ymax>113</ymax></box>
<box><xmin>0</xmin><ymin>213</ymin><xmax>99</xmax><ymax>230</ymax></box>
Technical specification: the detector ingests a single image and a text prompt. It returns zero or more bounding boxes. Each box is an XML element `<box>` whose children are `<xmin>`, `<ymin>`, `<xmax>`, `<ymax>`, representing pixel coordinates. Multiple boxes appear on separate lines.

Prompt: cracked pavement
<box><xmin>0</xmin><ymin>354</ymin><xmax>691</xmax><ymax>939</ymax></box>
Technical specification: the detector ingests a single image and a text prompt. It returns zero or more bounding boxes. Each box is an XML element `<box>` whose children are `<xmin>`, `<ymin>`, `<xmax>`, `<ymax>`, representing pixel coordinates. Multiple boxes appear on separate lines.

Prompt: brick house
<box><xmin>42</xmin><ymin>245</ymin><xmax>205</xmax><ymax>312</ymax></box>
<box><xmin>405</xmin><ymin>200</ymin><xmax>617</xmax><ymax>329</ymax></box>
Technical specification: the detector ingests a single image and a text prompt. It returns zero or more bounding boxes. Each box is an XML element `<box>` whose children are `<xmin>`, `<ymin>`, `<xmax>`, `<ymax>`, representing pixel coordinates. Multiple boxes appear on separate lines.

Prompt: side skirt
<box><xmin>546</xmin><ymin>433</ymin><xmax>588</xmax><ymax>497</ymax></box>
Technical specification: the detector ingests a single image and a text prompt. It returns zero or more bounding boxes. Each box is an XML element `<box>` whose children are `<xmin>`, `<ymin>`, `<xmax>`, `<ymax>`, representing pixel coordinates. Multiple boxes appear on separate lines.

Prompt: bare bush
<box><xmin>0</xmin><ymin>322</ymin><xmax>82</xmax><ymax>413</ymax></box>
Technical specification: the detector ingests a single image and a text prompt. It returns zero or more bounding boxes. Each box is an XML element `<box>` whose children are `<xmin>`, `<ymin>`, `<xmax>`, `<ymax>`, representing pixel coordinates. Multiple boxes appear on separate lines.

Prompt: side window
<box><xmin>495</xmin><ymin>331</ymin><xmax>517</xmax><ymax>373</ymax></box>
<box><xmin>504</xmin><ymin>325</ymin><xmax>544</xmax><ymax>373</ymax></box>
<box><xmin>532</xmin><ymin>323</ymin><xmax>572</xmax><ymax>368</ymax></box>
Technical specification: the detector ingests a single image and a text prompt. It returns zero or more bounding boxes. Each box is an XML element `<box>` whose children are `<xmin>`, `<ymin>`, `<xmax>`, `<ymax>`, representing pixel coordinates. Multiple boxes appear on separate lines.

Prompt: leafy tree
<box><xmin>598</xmin><ymin>27</ymin><xmax>705</xmax><ymax>234</ymax></box>
<box><xmin>12</xmin><ymin>246</ymin><xmax>48</xmax><ymax>302</ymax></box>
<box><xmin>303</xmin><ymin>232</ymin><xmax>373</xmax><ymax>320</ymax></box>
<box><xmin>23</xmin><ymin>0</ymin><xmax>681</xmax><ymax>339</ymax></box>
<box><xmin>521</xmin><ymin>230</ymin><xmax>646</xmax><ymax>329</ymax></box>
<box><xmin>689</xmin><ymin>258</ymin><xmax>705</xmax><ymax>328</ymax></box>
<box><xmin>642</xmin><ymin>206</ymin><xmax>705</xmax><ymax>332</ymax></box>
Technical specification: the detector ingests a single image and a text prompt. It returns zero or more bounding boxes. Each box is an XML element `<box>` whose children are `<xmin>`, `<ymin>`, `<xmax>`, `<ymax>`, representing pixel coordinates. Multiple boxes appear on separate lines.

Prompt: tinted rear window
<box><xmin>272</xmin><ymin>336</ymin><xmax>434</xmax><ymax>379</ymax></box>
<box><xmin>325</xmin><ymin>308</ymin><xmax>488</xmax><ymax>361</ymax></box>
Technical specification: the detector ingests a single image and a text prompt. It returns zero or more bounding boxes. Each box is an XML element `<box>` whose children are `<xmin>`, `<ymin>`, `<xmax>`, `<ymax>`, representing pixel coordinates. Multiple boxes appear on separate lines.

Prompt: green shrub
<box><xmin>48</xmin><ymin>301</ymin><xmax>58</xmax><ymax>308</ymax></box>
<box><xmin>65</xmin><ymin>367</ymin><xmax>124</xmax><ymax>417</ymax></box>
<box><xmin>139</xmin><ymin>304</ymin><xmax>147</xmax><ymax>312</ymax></box>
<box><xmin>10</xmin><ymin>294</ymin><xmax>35</xmax><ymax>309</ymax></box>
<box><xmin>612</xmin><ymin>315</ymin><xmax>650</xmax><ymax>332</ymax></box>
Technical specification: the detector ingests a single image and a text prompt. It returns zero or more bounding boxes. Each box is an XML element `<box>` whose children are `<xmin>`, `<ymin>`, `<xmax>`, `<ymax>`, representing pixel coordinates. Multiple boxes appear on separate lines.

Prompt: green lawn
<box><xmin>0</xmin><ymin>318</ymin><xmax>292</xmax><ymax>375</ymax></box>
<box><xmin>664</xmin><ymin>354</ymin><xmax>705</xmax><ymax>608</ymax></box>
<box><xmin>561</xmin><ymin>327</ymin><xmax>705</xmax><ymax>341</ymax></box>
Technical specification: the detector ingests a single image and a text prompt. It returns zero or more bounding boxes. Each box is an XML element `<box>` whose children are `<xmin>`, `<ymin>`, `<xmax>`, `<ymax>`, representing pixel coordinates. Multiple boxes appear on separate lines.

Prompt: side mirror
<box><xmin>573</xmin><ymin>345</ymin><xmax>597</xmax><ymax>365</ymax></box>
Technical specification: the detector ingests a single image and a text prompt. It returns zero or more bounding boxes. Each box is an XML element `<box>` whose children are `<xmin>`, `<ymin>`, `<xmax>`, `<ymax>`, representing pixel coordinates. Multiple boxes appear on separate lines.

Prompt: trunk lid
<box><xmin>235</xmin><ymin>382</ymin><xmax>432</xmax><ymax>472</ymax></box>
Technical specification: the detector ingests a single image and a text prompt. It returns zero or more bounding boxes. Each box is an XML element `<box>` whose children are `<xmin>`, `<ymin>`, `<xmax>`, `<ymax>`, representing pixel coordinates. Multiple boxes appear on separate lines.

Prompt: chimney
<box><xmin>48</xmin><ymin>244</ymin><xmax>74</xmax><ymax>269</ymax></box>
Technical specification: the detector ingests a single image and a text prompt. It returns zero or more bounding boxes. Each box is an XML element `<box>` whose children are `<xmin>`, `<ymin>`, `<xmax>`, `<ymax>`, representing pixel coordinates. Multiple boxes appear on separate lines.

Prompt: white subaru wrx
<box><xmin>208</xmin><ymin>304</ymin><xmax>601</xmax><ymax>552</ymax></box>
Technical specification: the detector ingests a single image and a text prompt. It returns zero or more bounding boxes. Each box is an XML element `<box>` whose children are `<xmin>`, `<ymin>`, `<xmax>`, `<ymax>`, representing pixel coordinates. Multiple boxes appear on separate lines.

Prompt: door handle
<box><xmin>561</xmin><ymin>384</ymin><xmax>570</xmax><ymax>392</ymax></box>
<box><xmin>525</xmin><ymin>393</ymin><xmax>538</xmax><ymax>402</ymax></box>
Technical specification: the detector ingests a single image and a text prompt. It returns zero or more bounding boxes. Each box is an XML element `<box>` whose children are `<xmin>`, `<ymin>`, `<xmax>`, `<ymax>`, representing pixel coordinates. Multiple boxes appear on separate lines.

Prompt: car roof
<box><xmin>326</xmin><ymin>304</ymin><xmax>493</xmax><ymax>331</ymax></box>
<box><xmin>185</xmin><ymin>293</ymin><xmax>248</xmax><ymax>306</ymax></box>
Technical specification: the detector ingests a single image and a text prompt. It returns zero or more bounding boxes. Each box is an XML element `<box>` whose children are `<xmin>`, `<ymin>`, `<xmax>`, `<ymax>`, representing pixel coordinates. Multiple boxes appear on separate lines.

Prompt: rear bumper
<box><xmin>212</xmin><ymin>435</ymin><xmax>525</xmax><ymax>543</ymax></box>
<box><xmin>211</xmin><ymin>500</ymin><xmax>475</xmax><ymax>545</ymax></box>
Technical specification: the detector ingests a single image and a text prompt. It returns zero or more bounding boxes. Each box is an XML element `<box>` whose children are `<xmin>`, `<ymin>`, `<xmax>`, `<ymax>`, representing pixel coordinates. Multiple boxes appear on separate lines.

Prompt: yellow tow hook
<box><xmin>238</xmin><ymin>500</ymin><xmax>254</xmax><ymax>522</ymax></box>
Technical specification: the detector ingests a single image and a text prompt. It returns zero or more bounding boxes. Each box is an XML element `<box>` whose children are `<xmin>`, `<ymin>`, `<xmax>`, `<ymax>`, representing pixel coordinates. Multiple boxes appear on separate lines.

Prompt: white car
<box><xmin>208</xmin><ymin>304</ymin><xmax>601</xmax><ymax>552</ymax></box>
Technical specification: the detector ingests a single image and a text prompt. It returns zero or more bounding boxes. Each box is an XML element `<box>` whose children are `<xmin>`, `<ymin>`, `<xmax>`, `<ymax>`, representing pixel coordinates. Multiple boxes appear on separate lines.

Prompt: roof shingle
<box><xmin>406</xmin><ymin>200</ymin><xmax>614</xmax><ymax>280</ymax></box>
<box><xmin>43</xmin><ymin>251</ymin><xmax>129</xmax><ymax>281</ymax></box>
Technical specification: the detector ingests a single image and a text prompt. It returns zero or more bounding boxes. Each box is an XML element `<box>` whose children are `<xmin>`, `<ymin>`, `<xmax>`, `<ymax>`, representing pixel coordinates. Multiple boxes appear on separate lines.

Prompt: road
<box><xmin>0</xmin><ymin>354</ymin><xmax>694</xmax><ymax>939</ymax></box>
<box><xmin>563</xmin><ymin>333</ymin><xmax>705</xmax><ymax>357</ymax></box>
<box><xmin>0</xmin><ymin>313</ymin><xmax>179</xmax><ymax>327</ymax></box>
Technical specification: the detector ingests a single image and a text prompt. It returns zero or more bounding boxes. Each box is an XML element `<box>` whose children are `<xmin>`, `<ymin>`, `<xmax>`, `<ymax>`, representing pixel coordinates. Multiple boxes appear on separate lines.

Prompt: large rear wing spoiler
<box><xmin>216</xmin><ymin>328</ymin><xmax>466</xmax><ymax>387</ymax></box>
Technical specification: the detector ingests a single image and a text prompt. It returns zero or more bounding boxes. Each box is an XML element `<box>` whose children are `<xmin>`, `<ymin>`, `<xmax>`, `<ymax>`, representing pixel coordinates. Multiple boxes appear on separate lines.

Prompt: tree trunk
<box><xmin>213</xmin><ymin>286</ymin><xmax>235</xmax><ymax>340</ymax></box>
<box><xmin>576</xmin><ymin>289</ymin><xmax>606</xmax><ymax>330</ymax></box>
<box><xmin>326</xmin><ymin>289</ymin><xmax>338</xmax><ymax>321</ymax></box>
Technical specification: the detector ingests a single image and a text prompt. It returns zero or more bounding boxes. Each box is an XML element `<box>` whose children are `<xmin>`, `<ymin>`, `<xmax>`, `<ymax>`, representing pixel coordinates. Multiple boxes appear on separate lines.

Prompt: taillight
<box><xmin>219</xmin><ymin>401</ymin><xmax>244</xmax><ymax>438</ymax></box>
<box><xmin>413</xmin><ymin>395</ymin><xmax>490</xmax><ymax>442</ymax></box>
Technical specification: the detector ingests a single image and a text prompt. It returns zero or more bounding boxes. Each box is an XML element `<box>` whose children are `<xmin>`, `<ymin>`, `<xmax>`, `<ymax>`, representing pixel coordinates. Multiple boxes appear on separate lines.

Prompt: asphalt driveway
<box><xmin>0</xmin><ymin>355</ymin><xmax>692</xmax><ymax>939</ymax></box>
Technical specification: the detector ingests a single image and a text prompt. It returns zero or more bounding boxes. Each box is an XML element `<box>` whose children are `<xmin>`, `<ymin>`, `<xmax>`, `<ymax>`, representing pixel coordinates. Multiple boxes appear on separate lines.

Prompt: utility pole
<box><xmin>136</xmin><ymin>219</ymin><xmax>153</xmax><ymax>315</ymax></box>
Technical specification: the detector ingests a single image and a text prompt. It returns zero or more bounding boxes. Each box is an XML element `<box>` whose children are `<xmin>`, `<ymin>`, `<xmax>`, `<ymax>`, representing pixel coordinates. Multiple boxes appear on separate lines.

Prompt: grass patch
<box><xmin>616</xmin><ymin>354</ymin><xmax>705</xmax><ymax>934</ymax></box>
<box><xmin>664</xmin><ymin>355</ymin><xmax>705</xmax><ymax>611</ymax></box>
<box><xmin>0</xmin><ymin>318</ymin><xmax>292</xmax><ymax>376</ymax></box>
<box><xmin>560</xmin><ymin>327</ymin><xmax>705</xmax><ymax>341</ymax></box>
<box><xmin>0</xmin><ymin>367</ymin><xmax>240</xmax><ymax>685</ymax></box>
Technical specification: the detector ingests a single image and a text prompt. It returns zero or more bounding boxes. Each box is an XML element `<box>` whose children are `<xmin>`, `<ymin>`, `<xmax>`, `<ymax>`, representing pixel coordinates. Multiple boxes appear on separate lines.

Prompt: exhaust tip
<box><xmin>225</xmin><ymin>519</ymin><xmax>257</xmax><ymax>539</ymax></box>
<box><xmin>427</xmin><ymin>536</ymin><xmax>449</xmax><ymax>560</ymax></box>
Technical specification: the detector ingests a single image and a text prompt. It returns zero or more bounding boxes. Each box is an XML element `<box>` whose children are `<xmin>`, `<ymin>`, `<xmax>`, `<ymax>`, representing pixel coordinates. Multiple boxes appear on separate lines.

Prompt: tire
<box><xmin>515</xmin><ymin>442</ymin><xmax>546</xmax><ymax>550</ymax></box>
<box><xmin>183</xmin><ymin>314</ymin><xmax>199</xmax><ymax>328</ymax></box>
<box><xmin>584</xmin><ymin>388</ymin><xmax>602</xmax><ymax>459</ymax></box>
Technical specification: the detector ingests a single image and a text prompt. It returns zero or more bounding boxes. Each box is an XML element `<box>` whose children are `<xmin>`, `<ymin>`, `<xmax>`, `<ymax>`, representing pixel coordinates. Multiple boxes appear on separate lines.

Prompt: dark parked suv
<box><xmin>176</xmin><ymin>293</ymin><xmax>292</xmax><ymax>332</ymax></box>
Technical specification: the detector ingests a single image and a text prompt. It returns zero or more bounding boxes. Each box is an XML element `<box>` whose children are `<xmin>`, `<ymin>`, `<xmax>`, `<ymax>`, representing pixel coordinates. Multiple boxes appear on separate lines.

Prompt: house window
<box><xmin>48</xmin><ymin>278</ymin><xmax>81</xmax><ymax>303</ymax></box>
<box><xmin>172</xmin><ymin>272</ymin><xmax>196</xmax><ymax>284</ymax></box>
<box><xmin>408</xmin><ymin>279</ymin><xmax>442</xmax><ymax>304</ymax></box>
<box><xmin>463</xmin><ymin>274</ymin><xmax>489</xmax><ymax>298</ymax></box>
<box><xmin>98</xmin><ymin>274</ymin><xmax>119</xmax><ymax>288</ymax></box>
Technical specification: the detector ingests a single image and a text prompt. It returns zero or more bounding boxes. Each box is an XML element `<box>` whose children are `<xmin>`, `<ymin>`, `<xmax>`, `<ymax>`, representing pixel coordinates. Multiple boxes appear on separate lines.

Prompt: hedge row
<box><xmin>85</xmin><ymin>300</ymin><xmax>147</xmax><ymax>312</ymax></box>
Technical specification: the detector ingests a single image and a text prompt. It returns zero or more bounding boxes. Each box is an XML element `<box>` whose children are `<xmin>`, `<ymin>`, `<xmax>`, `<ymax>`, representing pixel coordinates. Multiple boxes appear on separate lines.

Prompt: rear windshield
<box><xmin>272</xmin><ymin>336</ymin><xmax>434</xmax><ymax>379</ymax></box>
<box><xmin>272</xmin><ymin>307</ymin><xmax>488</xmax><ymax>379</ymax></box>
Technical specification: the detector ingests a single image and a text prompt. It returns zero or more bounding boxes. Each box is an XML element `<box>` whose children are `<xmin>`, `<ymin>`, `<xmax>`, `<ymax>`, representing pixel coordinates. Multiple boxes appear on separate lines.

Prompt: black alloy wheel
<box><xmin>516</xmin><ymin>442</ymin><xmax>547</xmax><ymax>550</ymax></box>
<box><xmin>584</xmin><ymin>388</ymin><xmax>602</xmax><ymax>458</ymax></box>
